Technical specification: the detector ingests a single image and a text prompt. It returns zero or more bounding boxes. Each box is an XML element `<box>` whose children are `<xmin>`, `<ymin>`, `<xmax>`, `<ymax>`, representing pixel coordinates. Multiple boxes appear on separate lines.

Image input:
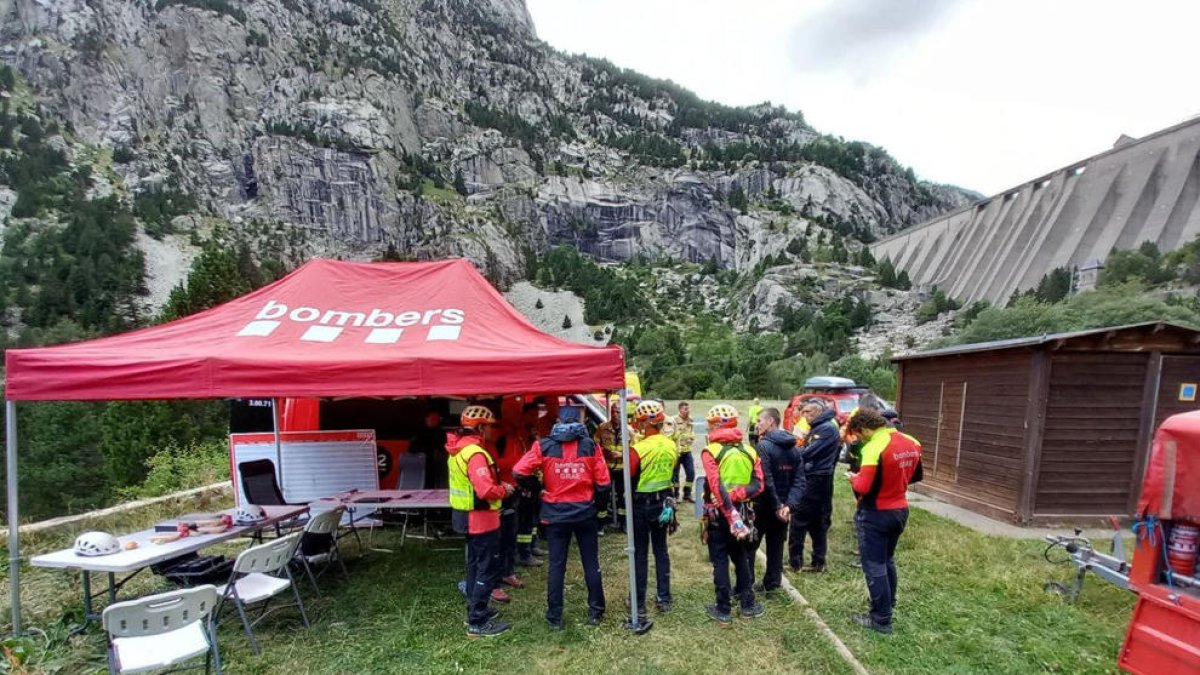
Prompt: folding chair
<box><xmin>237</xmin><ymin>459</ymin><xmax>290</xmax><ymax>506</ymax></box>
<box><xmin>237</xmin><ymin>460</ymin><xmax>306</xmax><ymax>537</ymax></box>
<box><xmin>102</xmin><ymin>585</ymin><xmax>223</xmax><ymax>675</ymax></box>
<box><xmin>215</xmin><ymin>532</ymin><xmax>309</xmax><ymax>654</ymax></box>
<box><xmin>296</xmin><ymin>506</ymin><xmax>350</xmax><ymax>593</ymax></box>
<box><xmin>397</xmin><ymin>452</ymin><xmax>427</xmax><ymax>490</ymax></box>
<box><xmin>395</xmin><ymin>453</ymin><xmax>429</xmax><ymax>546</ymax></box>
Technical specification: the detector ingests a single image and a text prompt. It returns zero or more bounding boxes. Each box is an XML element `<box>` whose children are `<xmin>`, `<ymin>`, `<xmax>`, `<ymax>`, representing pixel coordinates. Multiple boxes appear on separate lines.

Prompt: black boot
<box><xmin>683</xmin><ymin>486</ymin><xmax>693</xmax><ymax>503</ymax></box>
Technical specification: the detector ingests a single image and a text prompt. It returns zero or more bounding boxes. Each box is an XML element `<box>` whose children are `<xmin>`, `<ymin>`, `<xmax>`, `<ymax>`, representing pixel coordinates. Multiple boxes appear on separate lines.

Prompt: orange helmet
<box><xmin>633</xmin><ymin>400</ymin><xmax>666</xmax><ymax>425</ymax></box>
<box><xmin>461</xmin><ymin>405</ymin><xmax>497</xmax><ymax>429</ymax></box>
<box><xmin>706</xmin><ymin>403</ymin><xmax>739</xmax><ymax>429</ymax></box>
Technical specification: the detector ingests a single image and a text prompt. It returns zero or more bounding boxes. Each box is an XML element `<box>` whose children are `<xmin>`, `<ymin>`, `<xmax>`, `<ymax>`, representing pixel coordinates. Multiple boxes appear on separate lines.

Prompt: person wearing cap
<box><xmin>513</xmin><ymin>404</ymin><xmax>611</xmax><ymax>630</ymax></box>
<box><xmin>700</xmin><ymin>403</ymin><xmax>766</xmax><ymax>625</ymax></box>
<box><xmin>627</xmin><ymin>400</ymin><xmax>678</xmax><ymax>626</ymax></box>
<box><xmin>447</xmin><ymin>405</ymin><xmax>515</xmax><ymax>638</ymax></box>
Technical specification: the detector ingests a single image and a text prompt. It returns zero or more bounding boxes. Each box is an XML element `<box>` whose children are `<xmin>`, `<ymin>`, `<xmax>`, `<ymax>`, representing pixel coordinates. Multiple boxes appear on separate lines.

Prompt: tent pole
<box><xmin>619</xmin><ymin>390</ymin><xmax>639</xmax><ymax>630</ymax></box>
<box><xmin>271</xmin><ymin>398</ymin><xmax>283</xmax><ymax>489</ymax></box>
<box><xmin>6</xmin><ymin>400</ymin><xmax>22</xmax><ymax>635</ymax></box>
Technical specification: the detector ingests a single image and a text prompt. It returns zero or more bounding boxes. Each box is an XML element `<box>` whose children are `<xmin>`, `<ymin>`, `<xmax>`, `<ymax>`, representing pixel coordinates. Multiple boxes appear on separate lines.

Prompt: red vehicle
<box><xmin>782</xmin><ymin>376</ymin><xmax>871</xmax><ymax>432</ymax></box>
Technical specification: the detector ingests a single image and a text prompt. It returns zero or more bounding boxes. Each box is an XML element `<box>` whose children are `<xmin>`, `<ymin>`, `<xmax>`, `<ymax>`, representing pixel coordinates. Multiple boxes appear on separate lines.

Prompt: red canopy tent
<box><xmin>3</xmin><ymin>258</ymin><xmax>632</xmax><ymax>633</ymax></box>
<box><xmin>5</xmin><ymin>258</ymin><xmax>624</xmax><ymax>400</ymax></box>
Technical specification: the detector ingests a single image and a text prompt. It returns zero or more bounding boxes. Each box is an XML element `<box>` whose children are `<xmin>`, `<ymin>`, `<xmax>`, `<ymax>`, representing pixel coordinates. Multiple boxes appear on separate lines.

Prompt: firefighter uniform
<box><xmin>629</xmin><ymin>430</ymin><xmax>677</xmax><ymax>616</ymax></box>
<box><xmin>701</xmin><ymin>404</ymin><xmax>766</xmax><ymax>622</ymax></box>
<box><xmin>448</xmin><ymin>415</ymin><xmax>510</xmax><ymax>635</ymax></box>
<box><xmin>850</xmin><ymin>425</ymin><xmax>923</xmax><ymax>633</ymax></box>
<box><xmin>670</xmin><ymin>413</ymin><xmax>697</xmax><ymax>501</ymax></box>
<box><xmin>594</xmin><ymin>415</ymin><xmax>630</xmax><ymax>530</ymax></box>
<box><xmin>513</xmin><ymin>407</ymin><xmax>610</xmax><ymax>628</ymax></box>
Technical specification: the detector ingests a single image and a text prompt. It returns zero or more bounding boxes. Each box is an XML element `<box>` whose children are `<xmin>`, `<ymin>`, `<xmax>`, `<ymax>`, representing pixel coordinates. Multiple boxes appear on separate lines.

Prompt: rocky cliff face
<box><xmin>0</xmin><ymin>0</ymin><xmax>972</xmax><ymax>287</ymax></box>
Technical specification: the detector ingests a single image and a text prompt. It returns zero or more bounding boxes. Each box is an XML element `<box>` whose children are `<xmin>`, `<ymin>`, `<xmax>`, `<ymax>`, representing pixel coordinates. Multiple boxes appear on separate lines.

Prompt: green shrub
<box><xmin>117</xmin><ymin>440</ymin><xmax>230</xmax><ymax>501</ymax></box>
<box><xmin>947</xmin><ymin>282</ymin><xmax>1200</xmax><ymax>346</ymax></box>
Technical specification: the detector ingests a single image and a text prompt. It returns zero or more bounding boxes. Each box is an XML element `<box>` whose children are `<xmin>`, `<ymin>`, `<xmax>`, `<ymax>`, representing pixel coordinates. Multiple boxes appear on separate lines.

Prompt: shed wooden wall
<box><xmin>1156</xmin><ymin>355</ymin><xmax>1200</xmax><ymax>427</ymax></box>
<box><xmin>899</xmin><ymin>351</ymin><xmax>1033</xmax><ymax>518</ymax></box>
<box><xmin>1033</xmin><ymin>353</ymin><xmax>1149</xmax><ymax>517</ymax></box>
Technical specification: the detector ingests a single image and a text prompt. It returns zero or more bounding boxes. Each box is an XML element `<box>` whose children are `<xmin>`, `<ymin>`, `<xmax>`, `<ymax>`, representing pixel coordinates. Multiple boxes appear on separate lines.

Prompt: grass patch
<box><xmin>3</xmin><ymin>462</ymin><xmax>1134</xmax><ymax>673</ymax></box>
<box><xmin>787</xmin><ymin>481</ymin><xmax>1134</xmax><ymax>674</ymax></box>
<box><xmin>420</xmin><ymin>179</ymin><xmax>464</xmax><ymax>207</ymax></box>
<box><xmin>8</xmin><ymin>507</ymin><xmax>851</xmax><ymax>674</ymax></box>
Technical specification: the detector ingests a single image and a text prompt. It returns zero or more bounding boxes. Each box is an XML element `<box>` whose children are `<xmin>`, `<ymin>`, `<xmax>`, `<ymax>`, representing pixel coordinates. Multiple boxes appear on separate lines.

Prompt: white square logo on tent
<box><xmin>301</xmin><ymin>325</ymin><xmax>343</xmax><ymax>342</ymax></box>
<box><xmin>427</xmin><ymin>325</ymin><xmax>462</xmax><ymax>341</ymax></box>
<box><xmin>238</xmin><ymin>320</ymin><xmax>281</xmax><ymax>337</ymax></box>
<box><xmin>365</xmin><ymin>328</ymin><xmax>404</xmax><ymax>344</ymax></box>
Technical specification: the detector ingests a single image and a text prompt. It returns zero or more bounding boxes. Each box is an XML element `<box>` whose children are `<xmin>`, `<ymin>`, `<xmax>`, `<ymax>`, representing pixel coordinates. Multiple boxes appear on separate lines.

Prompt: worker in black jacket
<box><xmin>790</xmin><ymin>399</ymin><xmax>840</xmax><ymax>573</ymax></box>
<box><xmin>750</xmin><ymin>407</ymin><xmax>806</xmax><ymax>593</ymax></box>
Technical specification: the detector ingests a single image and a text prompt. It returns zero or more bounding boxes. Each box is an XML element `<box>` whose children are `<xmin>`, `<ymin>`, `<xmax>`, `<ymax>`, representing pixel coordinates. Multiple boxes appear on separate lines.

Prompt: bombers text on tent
<box><xmin>237</xmin><ymin>300</ymin><xmax>466</xmax><ymax>343</ymax></box>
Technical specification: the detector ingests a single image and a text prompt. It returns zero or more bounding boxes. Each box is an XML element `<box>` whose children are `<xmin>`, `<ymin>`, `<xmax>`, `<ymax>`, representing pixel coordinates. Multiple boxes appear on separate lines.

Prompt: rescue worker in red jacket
<box><xmin>447</xmin><ymin>405</ymin><xmax>515</xmax><ymax>638</ymax></box>
<box><xmin>627</xmin><ymin>400</ymin><xmax>678</xmax><ymax>625</ymax></box>
<box><xmin>846</xmin><ymin>408</ymin><xmax>923</xmax><ymax>635</ymax></box>
<box><xmin>701</xmin><ymin>403</ymin><xmax>766</xmax><ymax>624</ymax></box>
<box><xmin>513</xmin><ymin>404</ymin><xmax>610</xmax><ymax>630</ymax></box>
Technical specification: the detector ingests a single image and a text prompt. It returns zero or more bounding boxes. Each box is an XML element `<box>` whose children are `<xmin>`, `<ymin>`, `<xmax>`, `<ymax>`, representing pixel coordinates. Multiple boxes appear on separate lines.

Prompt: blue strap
<box><xmin>1132</xmin><ymin>516</ymin><xmax>1174</xmax><ymax>591</ymax></box>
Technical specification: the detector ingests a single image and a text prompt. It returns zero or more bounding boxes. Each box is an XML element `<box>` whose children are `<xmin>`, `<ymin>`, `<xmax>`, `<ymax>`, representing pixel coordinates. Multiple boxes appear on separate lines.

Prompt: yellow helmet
<box><xmin>461</xmin><ymin>405</ymin><xmax>497</xmax><ymax>429</ymax></box>
<box><xmin>633</xmin><ymin>400</ymin><xmax>666</xmax><ymax>425</ymax></box>
<box><xmin>706</xmin><ymin>403</ymin><xmax>739</xmax><ymax>429</ymax></box>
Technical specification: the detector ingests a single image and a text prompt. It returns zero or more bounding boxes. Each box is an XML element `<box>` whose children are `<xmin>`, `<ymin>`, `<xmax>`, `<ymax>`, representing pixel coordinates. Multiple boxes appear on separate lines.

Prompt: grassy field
<box><xmin>3</xmin><ymin>484</ymin><xmax>1134</xmax><ymax>674</ymax></box>
<box><xmin>1</xmin><ymin>402</ymin><xmax>1136</xmax><ymax>674</ymax></box>
<box><xmin>788</xmin><ymin>481</ymin><xmax>1134</xmax><ymax>674</ymax></box>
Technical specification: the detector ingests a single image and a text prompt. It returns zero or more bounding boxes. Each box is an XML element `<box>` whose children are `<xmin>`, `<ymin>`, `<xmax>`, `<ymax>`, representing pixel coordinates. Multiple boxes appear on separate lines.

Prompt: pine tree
<box><xmin>728</xmin><ymin>184</ymin><xmax>748</xmax><ymax>213</ymax></box>
<box><xmin>878</xmin><ymin>259</ymin><xmax>898</xmax><ymax>287</ymax></box>
<box><xmin>453</xmin><ymin>169</ymin><xmax>468</xmax><ymax>196</ymax></box>
<box><xmin>562</xmin><ymin>315</ymin><xmax>573</xmax><ymax>329</ymax></box>
<box><xmin>535</xmin><ymin>298</ymin><xmax>544</xmax><ymax>309</ymax></box>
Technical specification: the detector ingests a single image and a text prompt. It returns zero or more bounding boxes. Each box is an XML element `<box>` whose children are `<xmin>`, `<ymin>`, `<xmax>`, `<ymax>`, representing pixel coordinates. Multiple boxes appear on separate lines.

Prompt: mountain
<box><xmin>0</xmin><ymin>0</ymin><xmax>973</xmax><ymax>296</ymax></box>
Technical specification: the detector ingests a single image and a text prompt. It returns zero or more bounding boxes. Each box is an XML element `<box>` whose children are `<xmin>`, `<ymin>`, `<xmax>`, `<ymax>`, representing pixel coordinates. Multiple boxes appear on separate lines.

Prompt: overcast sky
<box><xmin>525</xmin><ymin>0</ymin><xmax>1200</xmax><ymax>195</ymax></box>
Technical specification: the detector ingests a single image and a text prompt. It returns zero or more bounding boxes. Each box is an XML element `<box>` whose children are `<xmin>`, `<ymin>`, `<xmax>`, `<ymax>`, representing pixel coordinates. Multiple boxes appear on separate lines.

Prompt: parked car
<box><xmin>782</xmin><ymin>376</ymin><xmax>877</xmax><ymax>431</ymax></box>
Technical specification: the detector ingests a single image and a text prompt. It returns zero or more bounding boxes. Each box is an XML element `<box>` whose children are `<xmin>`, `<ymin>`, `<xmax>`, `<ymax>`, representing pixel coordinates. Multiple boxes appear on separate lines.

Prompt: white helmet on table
<box><xmin>74</xmin><ymin>531</ymin><xmax>120</xmax><ymax>557</ymax></box>
<box><xmin>234</xmin><ymin>504</ymin><xmax>266</xmax><ymax>524</ymax></box>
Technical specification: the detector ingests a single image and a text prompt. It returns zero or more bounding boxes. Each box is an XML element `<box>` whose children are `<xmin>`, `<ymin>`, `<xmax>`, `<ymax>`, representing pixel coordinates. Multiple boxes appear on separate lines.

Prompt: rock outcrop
<box><xmin>0</xmin><ymin>0</ymin><xmax>971</xmax><ymax>285</ymax></box>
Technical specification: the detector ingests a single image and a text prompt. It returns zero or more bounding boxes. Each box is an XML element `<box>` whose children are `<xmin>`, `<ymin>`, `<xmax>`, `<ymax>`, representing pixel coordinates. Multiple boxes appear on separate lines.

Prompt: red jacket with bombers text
<box><xmin>850</xmin><ymin>427</ymin><xmax>923</xmax><ymax>510</ymax></box>
<box><xmin>513</xmin><ymin>422</ymin><xmax>611</xmax><ymax>524</ymax></box>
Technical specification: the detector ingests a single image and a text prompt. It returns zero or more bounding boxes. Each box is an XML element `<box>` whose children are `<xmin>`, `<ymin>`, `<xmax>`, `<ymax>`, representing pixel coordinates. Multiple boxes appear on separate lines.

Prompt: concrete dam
<box><xmin>870</xmin><ymin>117</ymin><xmax>1200</xmax><ymax>305</ymax></box>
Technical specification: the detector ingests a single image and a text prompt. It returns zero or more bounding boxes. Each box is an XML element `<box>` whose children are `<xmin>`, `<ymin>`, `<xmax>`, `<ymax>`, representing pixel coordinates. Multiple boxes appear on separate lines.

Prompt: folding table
<box><xmin>310</xmin><ymin>489</ymin><xmax>450</xmax><ymax>548</ymax></box>
<box><xmin>30</xmin><ymin>504</ymin><xmax>309</xmax><ymax>625</ymax></box>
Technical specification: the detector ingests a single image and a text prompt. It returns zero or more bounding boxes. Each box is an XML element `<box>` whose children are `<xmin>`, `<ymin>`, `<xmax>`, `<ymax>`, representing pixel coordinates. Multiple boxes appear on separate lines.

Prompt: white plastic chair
<box><xmin>296</xmin><ymin>506</ymin><xmax>350</xmax><ymax>592</ymax></box>
<box><xmin>102</xmin><ymin>585</ymin><xmax>222</xmax><ymax>675</ymax></box>
<box><xmin>215</xmin><ymin>532</ymin><xmax>309</xmax><ymax>654</ymax></box>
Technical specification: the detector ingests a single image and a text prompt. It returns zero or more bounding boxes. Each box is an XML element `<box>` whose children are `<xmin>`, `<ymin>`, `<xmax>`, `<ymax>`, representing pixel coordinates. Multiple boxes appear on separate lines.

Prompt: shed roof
<box><xmin>893</xmin><ymin>321</ymin><xmax>1200</xmax><ymax>362</ymax></box>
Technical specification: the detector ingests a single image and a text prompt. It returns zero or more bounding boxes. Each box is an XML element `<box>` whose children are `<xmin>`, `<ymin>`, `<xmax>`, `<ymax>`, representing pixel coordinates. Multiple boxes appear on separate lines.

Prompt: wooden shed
<box><xmin>893</xmin><ymin>322</ymin><xmax>1200</xmax><ymax>525</ymax></box>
